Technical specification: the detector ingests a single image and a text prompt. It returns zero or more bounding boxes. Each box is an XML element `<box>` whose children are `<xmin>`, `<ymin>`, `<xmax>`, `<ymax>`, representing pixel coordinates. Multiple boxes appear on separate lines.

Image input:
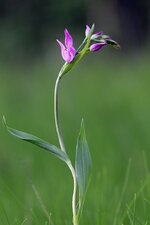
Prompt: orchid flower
<box><xmin>56</xmin><ymin>29</ymin><xmax>76</xmax><ymax>63</ymax></box>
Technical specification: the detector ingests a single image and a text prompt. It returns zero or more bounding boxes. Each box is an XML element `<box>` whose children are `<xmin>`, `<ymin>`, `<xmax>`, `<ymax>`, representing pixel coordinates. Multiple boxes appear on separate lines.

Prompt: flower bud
<box><xmin>85</xmin><ymin>25</ymin><xmax>91</xmax><ymax>37</ymax></box>
<box><xmin>90</xmin><ymin>42</ymin><xmax>106</xmax><ymax>52</ymax></box>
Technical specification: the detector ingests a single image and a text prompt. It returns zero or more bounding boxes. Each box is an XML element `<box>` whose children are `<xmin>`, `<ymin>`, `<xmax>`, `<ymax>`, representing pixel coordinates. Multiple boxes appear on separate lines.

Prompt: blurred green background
<box><xmin>0</xmin><ymin>0</ymin><xmax>150</xmax><ymax>225</ymax></box>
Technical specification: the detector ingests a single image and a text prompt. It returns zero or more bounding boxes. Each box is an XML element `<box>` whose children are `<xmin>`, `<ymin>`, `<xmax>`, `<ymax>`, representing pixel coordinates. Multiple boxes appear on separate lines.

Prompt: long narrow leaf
<box><xmin>75</xmin><ymin>119</ymin><xmax>92</xmax><ymax>197</ymax></box>
<box><xmin>3</xmin><ymin>116</ymin><xmax>69</xmax><ymax>163</ymax></box>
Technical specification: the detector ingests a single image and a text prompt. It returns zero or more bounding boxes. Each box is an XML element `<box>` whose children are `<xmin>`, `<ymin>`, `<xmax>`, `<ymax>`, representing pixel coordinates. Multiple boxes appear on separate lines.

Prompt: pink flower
<box><xmin>56</xmin><ymin>29</ymin><xmax>76</xmax><ymax>63</ymax></box>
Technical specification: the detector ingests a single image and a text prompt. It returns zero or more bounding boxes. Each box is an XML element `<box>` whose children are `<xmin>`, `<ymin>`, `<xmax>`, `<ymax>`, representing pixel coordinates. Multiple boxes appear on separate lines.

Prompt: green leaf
<box><xmin>75</xmin><ymin>119</ymin><xmax>92</xmax><ymax>198</ymax></box>
<box><xmin>2</xmin><ymin>116</ymin><xmax>69</xmax><ymax>163</ymax></box>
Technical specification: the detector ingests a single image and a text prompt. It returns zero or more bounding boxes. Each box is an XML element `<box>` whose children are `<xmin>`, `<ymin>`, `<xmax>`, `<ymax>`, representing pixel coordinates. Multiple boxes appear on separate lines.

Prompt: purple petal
<box><xmin>68</xmin><ymin>46</ymin><xmax>76</xmax><ymax>59</ymax></box>
<box><xmin>68</xmin><ymin>47</ymin><xmax>76</xmax><ymax>62</ymax></box>
<box><xmin>90</xmin><ymin>42</ymin><xmax>106</xmax><ymax>52</ymax></box>
<box><xmin>64</xmin><ymin>29</ymin><xmax>73</xmax><ymax>48</ymax></box>
<box><xmin>63</xmin><ymin>50</ymin><xmax>72</xmax><ymax>62</ymax></box>
<box><xmin>56</xmin><ymin>39</ymin><xmax>69</xmax><ymax>61</ymax></box>
<box><xmin>85</xmin><ymin>25</ymin><xmax>91</xmax><ymax>37</ymax></box>
<box><xmin>64</xmin><ymin>48</ymin><xmax>76</xmax><ymax>62</ymax></box>
<box><xmin>91</xmin><ymin>31</ymin><xmax>103</xmax><ymax>39</ymax></box>
<box><xmin>56</xmin><ymin>39</ymin><xmax>66</xmax><ymax>53</ymax></box>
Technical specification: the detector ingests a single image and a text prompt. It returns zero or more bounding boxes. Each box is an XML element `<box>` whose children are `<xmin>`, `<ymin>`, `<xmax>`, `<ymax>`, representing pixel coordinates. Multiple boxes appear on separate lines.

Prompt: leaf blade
<box><xmin>3</xmin><ymin>116</ymin><xmax>69</xmax><ymax>163</ymax></box>
<box><xmin>75</xmin><ymin>119</ymin><xmax>92</xmax><ymax>197</ymax></box>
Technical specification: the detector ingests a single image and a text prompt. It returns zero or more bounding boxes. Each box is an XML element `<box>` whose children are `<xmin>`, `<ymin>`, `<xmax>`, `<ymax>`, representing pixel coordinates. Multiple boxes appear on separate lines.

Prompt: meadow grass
<box><xmin>0</xmin><ymin>51</ymin><xmax>150</xmax><ymax>225</ymax></box>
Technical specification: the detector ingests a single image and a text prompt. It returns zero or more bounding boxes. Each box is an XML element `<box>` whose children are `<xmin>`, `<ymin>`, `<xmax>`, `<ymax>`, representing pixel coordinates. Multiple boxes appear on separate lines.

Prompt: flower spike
<box><xmin>57</xmin><ymin>25</ymin><xmax>120</xmax><ymax>67</ymax></box>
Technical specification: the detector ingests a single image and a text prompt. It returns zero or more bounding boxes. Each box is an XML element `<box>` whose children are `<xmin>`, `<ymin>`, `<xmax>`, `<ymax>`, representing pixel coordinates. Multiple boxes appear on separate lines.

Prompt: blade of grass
<box><xmin>20</xmin><ymin>218</ymin><xmax>28</xmax><ymax>225</ymax></box>
<box><xmin>31</xmin><ymin>183</ymin><xmax>54</xmax><ymax>225</ymax></box>
<box><xmin>120</xmin><ymin>173</ymin><xmax>150</xmax><ymax>224</ymax></box>
<box><xmin>0</xmin><ymin>204</ymin><xmax>10</xmax><ymax>225</ymax></box>
<box><xmin>126</xmin><ymin>204</ymin><xmax>144</xmax><ymax>225</ymax></box>
<box><xmin>113</xmin><ymin>158</ymin><xmax>132</xmax><ymax>225</ymax></box>
<box><xmin>0</xmin><ymin>178</ymin><xmax>25</xmax><ymax>209</ymax></box>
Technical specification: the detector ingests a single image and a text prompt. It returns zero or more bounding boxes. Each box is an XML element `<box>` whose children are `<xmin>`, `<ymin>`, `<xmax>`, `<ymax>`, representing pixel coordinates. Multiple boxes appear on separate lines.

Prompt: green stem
<box><xmin>54</xmin><ymin>71</ymin><xmax>78</xmax><ymax>225</ymax></box>
<box><xmin>76</xmin><ymin>37</ymin><xmax>87</xmax><ymax>53</ymax></box>
<box><xmin>67</xmin><ymin>161</ymin><xmax>78</xmax><ymax>225</ymax></box>
<box><xmin>54</xmin><ymin>73</ymin><xmax>66</xmax><ymax>152</ymax></box>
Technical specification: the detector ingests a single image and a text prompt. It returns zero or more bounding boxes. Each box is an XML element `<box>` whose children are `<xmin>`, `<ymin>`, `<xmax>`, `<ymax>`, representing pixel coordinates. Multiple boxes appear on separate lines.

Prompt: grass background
<box><xmin>0</xmin><ymin>49</ymin><xmax>150</xmax><ymax>225</ymax></box>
